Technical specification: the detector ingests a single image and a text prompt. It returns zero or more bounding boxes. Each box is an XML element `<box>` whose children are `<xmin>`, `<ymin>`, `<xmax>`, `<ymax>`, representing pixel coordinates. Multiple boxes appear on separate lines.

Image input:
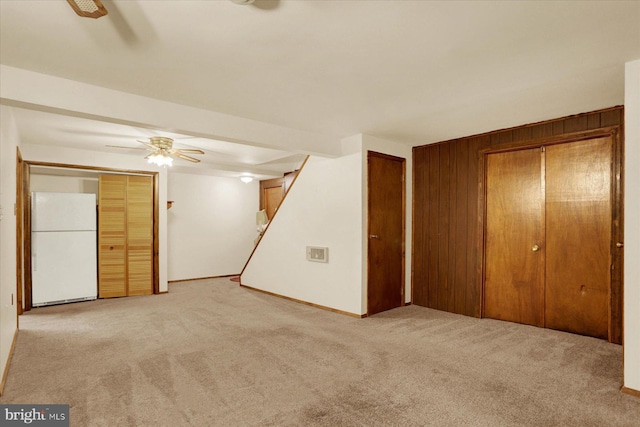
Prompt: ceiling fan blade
<box><xmin>67</xmin><ymin>0</ymin><xmax>108</xmax><ymax>19</ymax></box>
<box><xmin>106</xmin><ymin>145</ymin><xmax>149</xmax><ymax>151</ymax></box>
<box><xmin>61</xmin><ymin>129</ymin><xmax>139</xmax><ymax>138</ymax></box>
<box><xmin>174</xmin><ymin>153</ymin><xmax>201</xmax><ymax>163</ymax></box>
<box><xmin>174</xmin><ymin>148</ymin><xmax>205</xmax><ymax>155</ymax></box>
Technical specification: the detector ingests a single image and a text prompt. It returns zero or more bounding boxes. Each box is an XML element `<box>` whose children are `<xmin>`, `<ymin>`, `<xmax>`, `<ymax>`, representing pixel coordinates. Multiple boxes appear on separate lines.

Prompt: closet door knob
<box><xmin>532</xmin><ymin>244</ymin><xmax>540</xmax><ymax>252</ymax></box>
<box><xmin>616</xmin><ymin>242</ymin><xmax>624</xmax><ymax>248</ymax></box>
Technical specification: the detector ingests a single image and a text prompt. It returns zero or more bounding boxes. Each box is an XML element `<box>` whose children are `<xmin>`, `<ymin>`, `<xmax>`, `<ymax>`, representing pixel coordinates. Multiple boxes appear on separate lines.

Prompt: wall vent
<box><xmin>306</xmin><ymin>246</ymin><xmax>328</xmax><ymax>263</ymax></box>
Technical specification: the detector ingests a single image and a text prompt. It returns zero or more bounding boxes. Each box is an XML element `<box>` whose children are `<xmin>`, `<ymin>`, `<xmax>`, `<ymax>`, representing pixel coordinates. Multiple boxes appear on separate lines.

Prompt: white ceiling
<box><xmin>1</xmin><ymin>0</ymin><xmax>639</xmax><ymax>176</ymax></box>
<box><xmin>10</xmin><ymin>107</ymin><xmax>307</xmax><ymax>178</ymax></box>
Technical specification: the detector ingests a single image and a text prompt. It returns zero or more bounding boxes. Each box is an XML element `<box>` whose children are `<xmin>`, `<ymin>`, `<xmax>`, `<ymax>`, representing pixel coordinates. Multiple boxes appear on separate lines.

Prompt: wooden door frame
<box><xmin>22</xmin><ymin>163</ymin><xmax>31</xmax><ymax>311</ymax></box>
<box><xmin>366</xmin><ymin>151</ymin><xmax>406</xmax><ymax>315</ymax></box>
<box><xmin>22</xmin><ymin>162</ymin><xmax>161</xmax><ymax>307</ymax></box>
<box><xmin>478</xmin><ymin>127</ymin><xmax>624</xmax><ymax>343</ymax></box>
<box><xmin>15</xmin><ymin>148</ymin><xmax>23</xmax><ymax>317</ymax></box>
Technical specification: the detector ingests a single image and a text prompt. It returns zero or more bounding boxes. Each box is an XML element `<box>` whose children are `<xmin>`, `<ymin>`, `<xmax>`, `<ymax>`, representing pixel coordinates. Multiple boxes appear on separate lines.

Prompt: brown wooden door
<box><xmin>367</xmin><ymin>152</ymin><xmax>405</xmax><ymax>315</ymax></box>
<box><xmin>545</xmin><ymin>138</ymin><xmax>611</xmax><ymax>339</ymax></box>
<box><xmin>126</xmin><ymin>176</ymin><xmax>153</xmax><ymax>296</ymax></box>
<box><xmin>484</xmin><ymin>148</ymin><xmax>545</xmax><ymax>327</ymax></box>
<box><xmin>98</xmin><ymin>175</ymin><xmax>127</xmax><ymax>298</ymax></box>
<box><xmin>484</xmin><ymin>137</ymin><xmax>613</xmax><ymax>340</ymax></box>
<box><xmin>264</xmin><ymin>187</ymin><xmax>282</xmax><ymax>220</ymax></box>
<box><xmin>259</xmin><ymin>177</ymin><xmax>284</xmax><ymax>220</ymax></box>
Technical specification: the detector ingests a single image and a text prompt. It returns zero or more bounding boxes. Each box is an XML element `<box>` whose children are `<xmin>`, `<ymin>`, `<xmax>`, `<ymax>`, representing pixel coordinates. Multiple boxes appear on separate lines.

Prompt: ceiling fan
<box><xmin>108</xmin><ymin>137</ymin><xmax>205</xmax><ymax>166</ymax></box>
<box><xmin>67</xmin><ymin>0</ymin><xmax>108</xmax><ymax>19</ymax></box>
<box><xmin>67</xmin><ymin>0</ymin><xmax>277</xmax><ymax>19</ymax></box>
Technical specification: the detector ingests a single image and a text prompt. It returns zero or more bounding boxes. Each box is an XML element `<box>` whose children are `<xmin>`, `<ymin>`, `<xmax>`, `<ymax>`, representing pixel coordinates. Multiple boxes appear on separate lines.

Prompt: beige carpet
<box><xmin>1</xmin><ymin>278</ymin><xmax>639</xmax><ymax>426</ymax></box>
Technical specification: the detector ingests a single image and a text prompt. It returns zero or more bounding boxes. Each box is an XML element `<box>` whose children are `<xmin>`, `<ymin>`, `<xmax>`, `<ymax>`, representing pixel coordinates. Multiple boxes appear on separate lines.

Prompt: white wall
<box><xmin>20</xmin><ymin>142</ymin><xmax>169</xmax><ymax>293</ymax></box>
<box><xmin>624</xmin><ymin>59</ymin><xmax>640</xmax><ymax>392</ymax></box>
<box><xmin>167</xmin><ymin>172</ymin><xmax>258</xmax><ymax>281</ymax></box>
<box><xmin>242</xmin><ymin>133</ymin><xmax>413</xmax><ymax>316</ymax></box>
<box><xmin>29</xmin><ymin>174</ymin><xmax>98</xmax><ymax>194</ymax></box>
<box><xmin>0</xmin><ymin>106</ymin><xmax>19</xmax><ymax>393</ymax></box>
<box><xmin>242</xmin><ymin>153</ymin><xmax>364</xmax><ymax>315</ymax></box>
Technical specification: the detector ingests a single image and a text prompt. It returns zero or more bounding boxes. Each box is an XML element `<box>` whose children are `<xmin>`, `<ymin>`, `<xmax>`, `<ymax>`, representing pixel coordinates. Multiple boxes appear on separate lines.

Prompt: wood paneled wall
<box><xmin>412</xmin><ymin>106</ymin><xmax>624</xmax><ymax>320</ymax></box>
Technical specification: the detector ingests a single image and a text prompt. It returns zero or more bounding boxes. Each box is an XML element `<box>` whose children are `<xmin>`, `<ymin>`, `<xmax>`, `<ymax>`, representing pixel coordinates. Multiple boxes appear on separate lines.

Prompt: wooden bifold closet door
<box><xmin>126</xmin><ymin>176</ymin><xmax>154</xmax><ymax>296</ymax></box>
<box><xmin>98</xmin><ymin>175</ymin><xmax>153</xmax><ymax>298</ymax></box>
<box><xmin>484</xmin><ymin>148</ymin><xmax>544</xmax><ymax>327</ymax></box>
<box><xmin>544</xmin><ymin>139</ymin><xmax>611</xmax><ymax>339</ymax></box>
<box><xmin>484</xmin><ymin>137</ymin><xmax>612</xmax><ymax>340</ymax></box>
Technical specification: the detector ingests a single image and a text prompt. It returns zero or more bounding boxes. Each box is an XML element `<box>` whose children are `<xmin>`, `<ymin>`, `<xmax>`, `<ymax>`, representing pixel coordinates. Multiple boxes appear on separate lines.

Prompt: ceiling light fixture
<box><xmin>147</xmin><ymin>151</ymin><xmax>174</xmax><ymax>167</ymax></box>
<box><xmin>240</xmin><ymin>176</ymin><xmax>254</xmax><ymax>183</ymax></box>
<box><xmin>66</xmin><ymin>0</ymin><xmax>108</xmax><ymax>18</ymax></box>
<box><xmin>230</xmin><ymin>0</ymin><xmax>255</xmax><ymax>5</ymax></box>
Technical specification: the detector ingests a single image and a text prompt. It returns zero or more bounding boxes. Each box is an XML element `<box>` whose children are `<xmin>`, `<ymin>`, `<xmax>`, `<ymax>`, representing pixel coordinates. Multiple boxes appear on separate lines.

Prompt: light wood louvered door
<box><xmin>126</xmin><ymin>176</ymin><xmax>153</xmax><ymax>296</ymax></box>
<box><xmin>98</xmin><ymin>175</ymin><xmax>153</xmax><ymax>298</ymax></box>
<box><xmin>98</xmin><ymin>175</ymin><xmax>127</xmax><ymax>298</ymax></box>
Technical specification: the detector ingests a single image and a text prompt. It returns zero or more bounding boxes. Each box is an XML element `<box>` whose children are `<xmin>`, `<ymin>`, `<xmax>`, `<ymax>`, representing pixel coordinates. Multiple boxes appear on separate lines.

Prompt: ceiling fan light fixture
<box><xmin>148</xmin><ymin>152</ymin><xmax>173</xmax><ymax>167</ymax></box>
<box><xmin>66</xmin><ymin>0</ymin><xmax>108</xmax><ymax>19</ymax></box>
<box><xmin>112</xmin><ymin>136</ymin><xmax>202</xmax><ymax>165</ymax></box>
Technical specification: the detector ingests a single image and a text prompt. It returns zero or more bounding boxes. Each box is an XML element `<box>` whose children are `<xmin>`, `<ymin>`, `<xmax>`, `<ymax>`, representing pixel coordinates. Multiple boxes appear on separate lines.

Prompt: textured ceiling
<box><xmin>1</xmin><ymin>0</ymin><xmax>638</xmax><ymax>174</ymax></box>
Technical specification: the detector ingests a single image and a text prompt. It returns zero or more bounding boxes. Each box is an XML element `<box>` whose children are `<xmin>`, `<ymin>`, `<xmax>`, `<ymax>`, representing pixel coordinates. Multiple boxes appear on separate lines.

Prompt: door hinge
<box><xmin>541</xmin><ymin>146</ymin><xmax>546</xmax><ymax>152</ymax></box>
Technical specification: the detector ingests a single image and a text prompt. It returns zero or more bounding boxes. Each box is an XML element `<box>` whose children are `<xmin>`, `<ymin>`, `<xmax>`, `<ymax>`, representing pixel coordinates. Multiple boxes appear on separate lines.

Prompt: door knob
<box><xmin>532</xmin><ymin>244</ymin><xmax>540</xmax><ymax>252</ymax></box>
<box><xmin>369</xmin><ymin>234</ymin><xmax>380</xmax><ymax>239</ymax></box>
<box><xmin>616</xmin><ymin>242</ymin><xmax>624</xmax><ymax>248</ymax></box>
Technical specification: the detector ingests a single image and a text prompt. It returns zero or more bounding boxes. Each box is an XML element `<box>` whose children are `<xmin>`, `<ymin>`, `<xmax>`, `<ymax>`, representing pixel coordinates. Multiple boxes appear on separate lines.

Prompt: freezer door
<box><xmin>32</xmin><ymin>192</ymin><xmax>97</xmax><ymax>232</ymax></box>
<box><xmin>32</xmin><ymin>231</ymin><xmax>98</xmax><ymax>306</ymax></box>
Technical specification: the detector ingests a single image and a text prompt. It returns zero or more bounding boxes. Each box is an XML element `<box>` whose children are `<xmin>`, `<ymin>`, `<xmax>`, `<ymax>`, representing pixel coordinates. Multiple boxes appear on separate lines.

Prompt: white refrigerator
<box><xmin>31</xmin><ymin>192</ymin><xmax>98</xmax><ymax>307</ymax></box>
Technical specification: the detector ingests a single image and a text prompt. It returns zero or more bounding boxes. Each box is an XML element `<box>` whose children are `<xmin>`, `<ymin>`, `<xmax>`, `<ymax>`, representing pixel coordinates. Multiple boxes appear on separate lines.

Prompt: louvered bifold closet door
<box><xmin>126</xmin><ymin>176</ymin><xmax>153</xmax><ymax>296</ymax></box>
<box><xmin>98</xmin><ymin>175</ymin><xmax>127</xmax><ymax>298</ymax></box>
